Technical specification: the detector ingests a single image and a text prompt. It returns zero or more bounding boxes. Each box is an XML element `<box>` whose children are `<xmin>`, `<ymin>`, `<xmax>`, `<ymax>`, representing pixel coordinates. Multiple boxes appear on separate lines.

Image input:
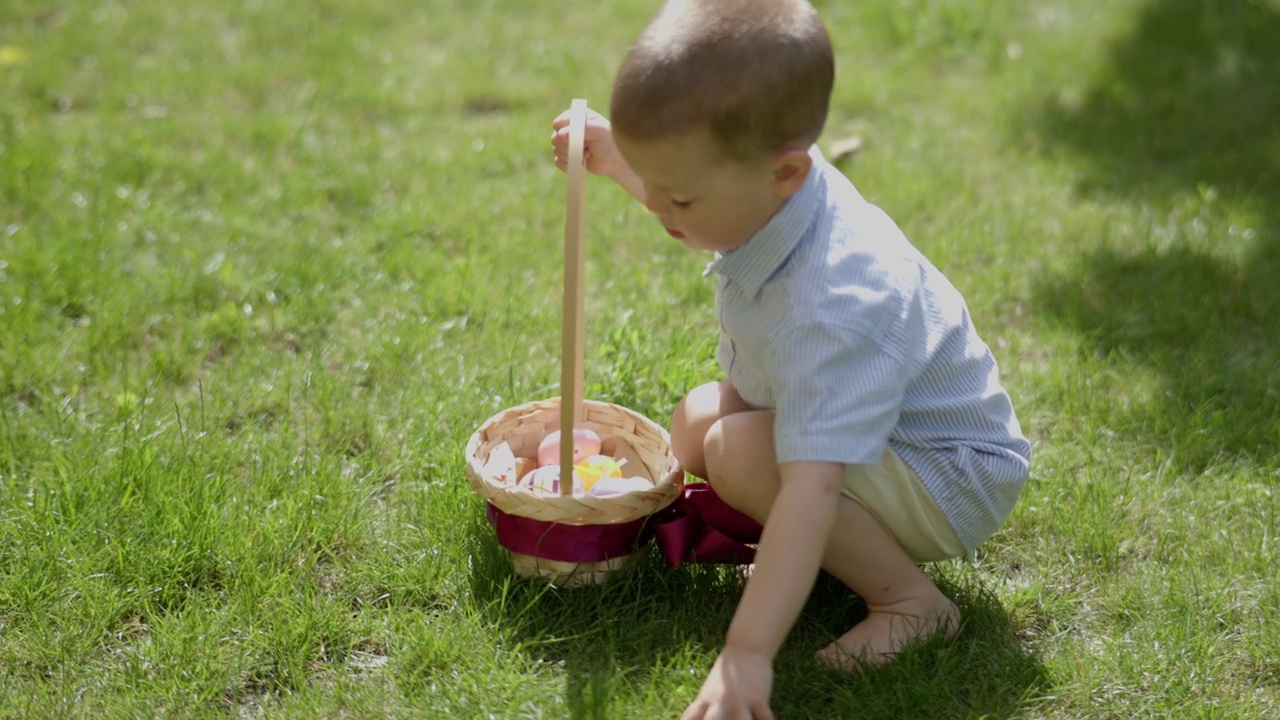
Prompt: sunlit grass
<box><xmin>1</xmin><ymin>0</ymin><xmax>1277</xmax><ymax>717</ymax></box>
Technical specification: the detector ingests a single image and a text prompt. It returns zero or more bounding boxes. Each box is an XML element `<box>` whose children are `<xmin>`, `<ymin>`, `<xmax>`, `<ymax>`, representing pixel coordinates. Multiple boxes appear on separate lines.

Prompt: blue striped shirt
<box><xmin>705</xmin><ymin>148</ymin><xmax>1031</xmax><ymax>551</ymax></box>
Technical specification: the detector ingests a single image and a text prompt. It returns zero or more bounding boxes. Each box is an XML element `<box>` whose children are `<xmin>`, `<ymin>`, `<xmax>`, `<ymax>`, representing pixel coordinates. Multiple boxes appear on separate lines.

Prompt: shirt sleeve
<box><xmin>768</xmin><ymin>319</ymin><xmax>907</xmax><ymax>466</ymax></box>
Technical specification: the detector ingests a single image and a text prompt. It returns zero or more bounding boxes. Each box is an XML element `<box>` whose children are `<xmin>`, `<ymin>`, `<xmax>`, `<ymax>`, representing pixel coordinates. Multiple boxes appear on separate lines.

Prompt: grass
<box><xmin>1</xmin><ymin>0</ymin><xmax>1277</xmax><ymax>717</ymax></box>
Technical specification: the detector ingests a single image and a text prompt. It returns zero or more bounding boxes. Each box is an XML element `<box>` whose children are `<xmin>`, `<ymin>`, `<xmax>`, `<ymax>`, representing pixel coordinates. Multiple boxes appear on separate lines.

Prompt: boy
<box><xmin>551</xmin><ymin>1</ymin><xmax>1030</xmax><ymax>717</ymax></box>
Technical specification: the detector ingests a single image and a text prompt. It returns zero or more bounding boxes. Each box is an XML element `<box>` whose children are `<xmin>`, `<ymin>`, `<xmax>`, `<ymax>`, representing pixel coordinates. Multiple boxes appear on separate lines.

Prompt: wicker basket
<box><xmin>464</xmin><ymin>100</ymin><xmax>681</xmax><ymax>586</ymax></box>
<box><xmin>465</xmin><ymin>397</ymin><xmax>683</xmax><ymax>586</ymax></box>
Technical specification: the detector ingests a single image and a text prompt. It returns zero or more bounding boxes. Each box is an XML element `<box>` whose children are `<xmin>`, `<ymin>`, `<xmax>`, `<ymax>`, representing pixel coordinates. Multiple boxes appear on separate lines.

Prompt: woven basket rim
<box><xmin>464</xmin><ymin>397</ymin><xmax>683</xmax><ymax>524</ymax></box>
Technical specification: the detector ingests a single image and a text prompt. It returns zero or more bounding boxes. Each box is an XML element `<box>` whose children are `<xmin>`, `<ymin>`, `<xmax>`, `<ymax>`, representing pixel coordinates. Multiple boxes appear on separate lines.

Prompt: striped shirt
<box><xmin>705</xmin><ymin>148</ymin><xmax>1031</xmax><ymax>551</ymax></box>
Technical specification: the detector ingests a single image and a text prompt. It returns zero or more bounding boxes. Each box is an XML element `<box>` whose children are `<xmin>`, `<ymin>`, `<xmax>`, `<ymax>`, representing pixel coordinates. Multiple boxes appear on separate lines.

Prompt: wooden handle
<box><xmin>560</xmin><ymin>98</ymin><xmax>588</xmax><ymax>495</ymax></box>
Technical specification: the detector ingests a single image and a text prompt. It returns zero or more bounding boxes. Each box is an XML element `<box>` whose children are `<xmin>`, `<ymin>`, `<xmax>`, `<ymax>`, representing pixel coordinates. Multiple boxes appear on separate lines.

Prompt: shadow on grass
<box><xmin>1029</xmin><ymin>0</ymin><xmax>1280</xmax><ymax>471</ymax></box>
<box><xmin>773</xmin><ymin>570</ymin><xmax>1050</xmax><ymax>720</ymax></box>
<box><xmin>465</xmin><ymin>516</ymin><xmax>1048</xmax><ymax>719</ymax></box>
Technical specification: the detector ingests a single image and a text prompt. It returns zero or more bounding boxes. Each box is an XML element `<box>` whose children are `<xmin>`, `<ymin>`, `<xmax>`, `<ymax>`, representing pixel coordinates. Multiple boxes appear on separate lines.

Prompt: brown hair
<box><xmin>610</xmin><ymin>0</ymin><xmax>834</xmax><ymax>162</ymax></box>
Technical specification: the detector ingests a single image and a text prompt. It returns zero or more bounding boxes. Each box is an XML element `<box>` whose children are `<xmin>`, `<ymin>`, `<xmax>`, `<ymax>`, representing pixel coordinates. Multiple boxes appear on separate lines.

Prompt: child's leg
<box><xmin>704</xmin><ymin>411</ymin><xmax>959</xmax><ymax>669</ymax></box>
<box><xmin>669</xmin><ymin>380</ymin><xmax>757</xmax><ymax>480</ymax></box>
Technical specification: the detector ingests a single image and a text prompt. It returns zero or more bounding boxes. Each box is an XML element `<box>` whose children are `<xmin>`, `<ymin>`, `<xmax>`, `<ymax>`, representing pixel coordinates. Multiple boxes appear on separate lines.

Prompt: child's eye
<box><xmin>672</xmin><ymin>199</ymin><xmax>693</xmax><ymax>209</ymax></box>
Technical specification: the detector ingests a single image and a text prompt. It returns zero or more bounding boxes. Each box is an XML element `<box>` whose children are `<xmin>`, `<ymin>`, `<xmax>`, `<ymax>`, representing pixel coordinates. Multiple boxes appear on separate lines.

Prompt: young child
<box><xmin>551</xmin><ymin>1</ymin><xmax>1031</xmax><ymax>717</ymax></box>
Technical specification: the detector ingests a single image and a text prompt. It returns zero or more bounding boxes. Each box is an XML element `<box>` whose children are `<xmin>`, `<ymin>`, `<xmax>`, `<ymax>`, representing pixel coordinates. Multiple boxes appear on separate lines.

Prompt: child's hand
<box><xmin>550</xmin><ymin>107</ymin><xmax>647</xmax><ymax>203</ymax></box>
<box><xmin>681</xmin><ymin>648</ymin><xmax>776</xmax><ymax>720</ymax></box>
<box><xmin>550</xmin><ymin>107</ymin><xmax>626</xmax><ymax>179</ymax></box>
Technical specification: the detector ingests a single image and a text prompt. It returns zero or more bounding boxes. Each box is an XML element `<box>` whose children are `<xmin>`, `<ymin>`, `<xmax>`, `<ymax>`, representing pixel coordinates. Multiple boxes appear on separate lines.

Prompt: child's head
<box><xmin>610</xmin><ymin>0</ymin><xmax>834</xmax><ymax>163</ymax></box>
<box><xmin>609</xmin><ymin>0</ymin><xmax>834</xmax><ymax>252</ymax></box>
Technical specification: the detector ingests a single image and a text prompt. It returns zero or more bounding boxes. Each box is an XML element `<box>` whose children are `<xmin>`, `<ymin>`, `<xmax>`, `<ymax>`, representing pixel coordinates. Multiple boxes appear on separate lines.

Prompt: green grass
<box><xmin>2</xmin><ymin>0</ymin><xmax>1278</xmax><ymax>717</ymax></box>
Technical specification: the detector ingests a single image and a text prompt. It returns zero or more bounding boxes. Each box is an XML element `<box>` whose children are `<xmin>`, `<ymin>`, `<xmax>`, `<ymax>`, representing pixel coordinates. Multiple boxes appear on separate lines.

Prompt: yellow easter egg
<box><xmin>573</xmin><ymin>454</ymin><xmax>623</xmax><ymax>490</ymax></box>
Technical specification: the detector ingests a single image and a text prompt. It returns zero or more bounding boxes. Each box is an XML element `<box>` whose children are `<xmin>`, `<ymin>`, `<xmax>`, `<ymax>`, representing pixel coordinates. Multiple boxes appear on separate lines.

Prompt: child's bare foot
<box><xmin>816</xmin><ymin>592</ymin><xmax>959</xmax><ymax>671</ymax></box>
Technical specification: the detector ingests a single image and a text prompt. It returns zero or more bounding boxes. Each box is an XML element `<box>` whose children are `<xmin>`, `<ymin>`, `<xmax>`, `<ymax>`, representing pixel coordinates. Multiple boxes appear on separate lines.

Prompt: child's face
<box><xmin>615</xmin><ymin>131</ymin><xmax>789</xmax><ymax>253</ymax></box>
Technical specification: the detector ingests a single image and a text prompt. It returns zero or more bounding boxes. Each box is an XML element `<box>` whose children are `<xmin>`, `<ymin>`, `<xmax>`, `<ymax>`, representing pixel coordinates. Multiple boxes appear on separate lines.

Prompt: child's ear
<box><xmin>771</xmin><ymin>149</ymin><xmax>812</xmax><ymax>197</ymax></box>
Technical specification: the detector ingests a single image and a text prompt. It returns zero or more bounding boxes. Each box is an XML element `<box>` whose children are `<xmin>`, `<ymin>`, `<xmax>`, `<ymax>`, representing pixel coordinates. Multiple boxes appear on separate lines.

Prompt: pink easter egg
<box><xmin>536</xmin><ymin>427</ymin><xmax>603</xmax><ymax>467</ymax></box>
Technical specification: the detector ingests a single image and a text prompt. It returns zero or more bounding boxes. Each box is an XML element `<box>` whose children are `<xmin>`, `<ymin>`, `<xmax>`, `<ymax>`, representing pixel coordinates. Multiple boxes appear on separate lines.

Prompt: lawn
<box><xmin>1</xmin><ymin>0</ymin><xmax>1277</xmax><ymax>717</ymax></box>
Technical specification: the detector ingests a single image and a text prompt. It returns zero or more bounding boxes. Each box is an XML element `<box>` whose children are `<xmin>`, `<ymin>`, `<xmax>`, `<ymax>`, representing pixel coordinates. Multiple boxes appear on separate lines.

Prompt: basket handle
<box><xmin>560</xmin><ymin>98</ymin><xmax>588</xmax><ymax>494</ymax></box>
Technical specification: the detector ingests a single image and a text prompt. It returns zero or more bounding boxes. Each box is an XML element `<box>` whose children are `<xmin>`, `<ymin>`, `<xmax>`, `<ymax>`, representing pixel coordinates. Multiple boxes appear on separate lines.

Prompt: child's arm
<box><xmin>550</xmin><ymin>108</ymin><xmax>646</xmax><ymax>204</ymax></box>
<box><xmin>728</xmin><ymin>461</ymin><xmax>842</xmax><ymax>652</ymax></box>
<box><xmin>682</xmin><ymin>461</ymin><xmax>843</xmax><ymax>720</ymax></box>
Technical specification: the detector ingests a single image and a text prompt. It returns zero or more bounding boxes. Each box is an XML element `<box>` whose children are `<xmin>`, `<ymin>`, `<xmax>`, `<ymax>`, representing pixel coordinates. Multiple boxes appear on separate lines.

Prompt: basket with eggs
<box><xmin>464</xmin><ymin>100</ymin><xmax>683</xmax><ymax>586</ymax></box>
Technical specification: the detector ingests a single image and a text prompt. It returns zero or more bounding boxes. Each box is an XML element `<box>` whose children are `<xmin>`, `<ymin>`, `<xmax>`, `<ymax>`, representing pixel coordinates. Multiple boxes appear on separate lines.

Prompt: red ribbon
<box><xmin>484</xmin><ymin>502</ymin><xmax>653</xmax><ymax>563</ymax></box>
<box><xmin>485</xmin><ymin>482</ymin><xmax>762</xmax><ymax>567</ymax></box>
<box><xmin>652</xmin><ymin>482</ymin><xmax>761</xmax><ymax>566</ymax></box>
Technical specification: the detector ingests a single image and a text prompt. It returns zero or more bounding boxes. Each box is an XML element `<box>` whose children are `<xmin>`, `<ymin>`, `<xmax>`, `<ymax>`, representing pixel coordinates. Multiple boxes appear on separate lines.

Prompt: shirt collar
<box><xmin>702</xmin><ymin>146</ymin><xmax>826</xmax><ymax>297</ymax></box>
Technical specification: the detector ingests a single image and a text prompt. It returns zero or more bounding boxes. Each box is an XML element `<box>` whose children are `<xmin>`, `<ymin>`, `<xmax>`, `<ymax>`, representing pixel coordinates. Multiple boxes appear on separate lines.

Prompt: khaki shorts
<box><xmin>843</xmin><ymin>449</ymin><xmax>964</xmax><ymax>563</ymax></box>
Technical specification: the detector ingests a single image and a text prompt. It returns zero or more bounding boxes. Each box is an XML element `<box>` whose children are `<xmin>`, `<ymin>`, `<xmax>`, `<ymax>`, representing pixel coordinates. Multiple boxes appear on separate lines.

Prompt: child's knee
<box><xmin>670</xmin><ymin>387</ymin><xmax>714</xmax><ymax>479</ymax></box>
<box><xmin>702</xmin><ymin>413</ymin><xmax>772</xmax><ymax>504</ymax></box>
<box><xmin>703</xmin><ymin>418</ymin><xmax>737</xmax><ymax>499</ymax></box>
<box><xmin>671</xmin><ymin>381</ymin><xmax>734</xmax><ymax>479</ymax></box>
<box><xmin>671</xmin><ymin>427</ymin><xmax>707</xmax><ymax>481</ymax></box>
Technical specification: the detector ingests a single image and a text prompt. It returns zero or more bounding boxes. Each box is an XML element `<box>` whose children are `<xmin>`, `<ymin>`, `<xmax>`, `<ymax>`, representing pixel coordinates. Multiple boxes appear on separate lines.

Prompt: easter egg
<box><xmin>573</xmin><ymin>454</ymin><xmax>623</xmax><ymax>491</ymax></box>
<box><xmin>520</xmin><ymin>464</ymin><xmax>587</xmax><ymax>495</ymax></box>
<box><xmin>537</xmin><ymin>427</ymin><xmax>603</xmax><ymax>467</ymax></box>
<box><xmin>589</xmin><ymin>476</ymin><xmax>653</xmax><ymax>497</ymax></box>
<box><xmin>521</xmin><ymin>465</ymin><xmax>562</xmax><ymax>494</ymax></box>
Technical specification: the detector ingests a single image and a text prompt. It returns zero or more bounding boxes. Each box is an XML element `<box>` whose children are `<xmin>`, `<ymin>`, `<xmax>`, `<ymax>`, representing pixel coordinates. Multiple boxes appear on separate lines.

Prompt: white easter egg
<box><xmin>589</xmin><ymin>476</ymin><xmax>653</xmax><ymax>497</ymax></box>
